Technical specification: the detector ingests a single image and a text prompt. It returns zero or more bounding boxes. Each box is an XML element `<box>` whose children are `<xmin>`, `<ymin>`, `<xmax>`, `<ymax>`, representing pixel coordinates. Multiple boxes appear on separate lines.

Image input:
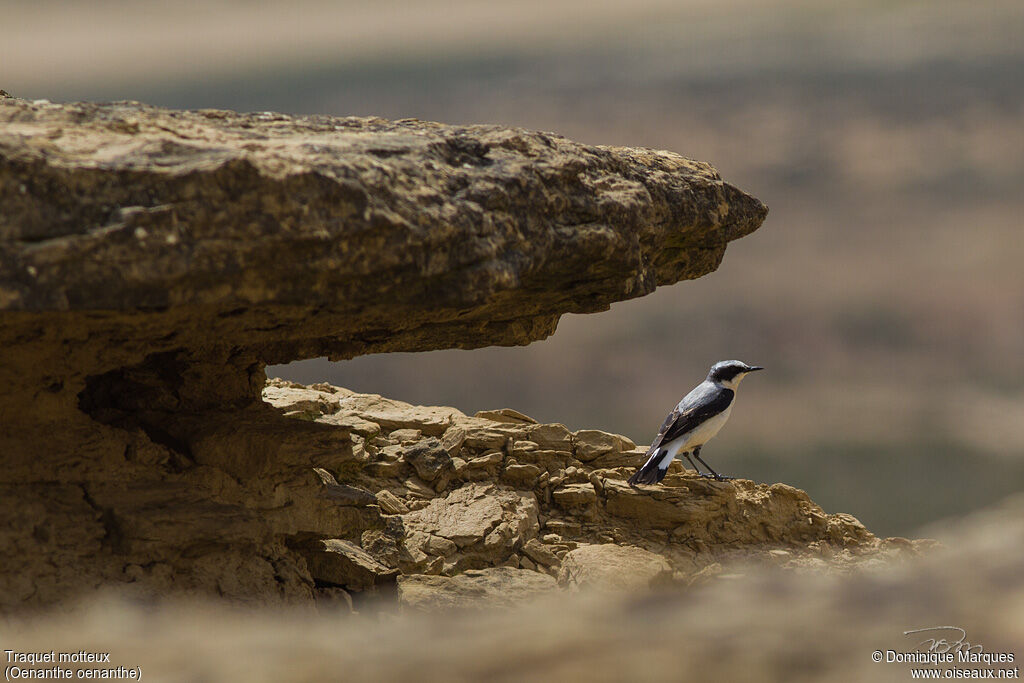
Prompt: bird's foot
<box><xmin>699</xmin><ymin>473</ymin><xmax>735</xmax><ymax>481</ymax></box>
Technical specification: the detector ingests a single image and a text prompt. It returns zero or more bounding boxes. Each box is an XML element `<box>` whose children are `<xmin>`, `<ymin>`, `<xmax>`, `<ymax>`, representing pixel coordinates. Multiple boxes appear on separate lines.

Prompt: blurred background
<box><xmin>6</xmin><ymin>0</ymin><xmax>1023</xmax><ymax>537</ymax></box>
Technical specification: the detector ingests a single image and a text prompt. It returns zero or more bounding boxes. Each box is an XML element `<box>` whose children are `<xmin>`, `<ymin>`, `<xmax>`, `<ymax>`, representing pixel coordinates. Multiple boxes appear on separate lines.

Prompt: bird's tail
<box><xmin>628</xmin><ymin>449</ymin><xmax>669</xmax><ymax>486</ymax></box>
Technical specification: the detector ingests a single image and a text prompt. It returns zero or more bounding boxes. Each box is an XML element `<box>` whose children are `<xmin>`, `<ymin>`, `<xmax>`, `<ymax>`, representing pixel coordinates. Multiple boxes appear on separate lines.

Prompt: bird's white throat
<box><xmin>717</xmin><ymin>372</ymin><xmax>751</xmax><ymax>390</ymax></box>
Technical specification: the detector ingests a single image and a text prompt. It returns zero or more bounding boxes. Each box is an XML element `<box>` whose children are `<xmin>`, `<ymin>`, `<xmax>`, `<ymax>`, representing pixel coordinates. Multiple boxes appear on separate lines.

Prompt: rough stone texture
<box><xmin>401</xmin><ymin>483</ymin><xmax>539</xmax><ymax>572</ymax></box>
<box><xmin>397</xmin><ymin>567</ymin><xmax>557</xmax><ymax>611</ymax></box>
<box><xmin>2</xmin><ymin>495</ymin><xmax>1014</xmax><ymax>682</ymax></box>
<box><xmin>521</xmin><ymin>539</ymin><xmax>561</xmax><ymax>568</ymax></box>
<box><xmin>299</xmin><ymin>538</ymin><xmax>399</xmax><ymax>591</ymax></box>
<box><xmin>558</xmin><ymin>544</ymin><xmax>672</xmax><ymax>591</ymax></box>
<box><xmin>0</xmin><ymin>97</ymin><xmax>771</xmax><ymax>608</ymax></box>
<box><xmin>250</xmin><ymin>381</ymin><xmax>924</xmax><ymax>611</ymax></box>
<box><xmin>402</xmin><ymin>438</ymin><xmax>455</xmax><ymax>490</ymax></box>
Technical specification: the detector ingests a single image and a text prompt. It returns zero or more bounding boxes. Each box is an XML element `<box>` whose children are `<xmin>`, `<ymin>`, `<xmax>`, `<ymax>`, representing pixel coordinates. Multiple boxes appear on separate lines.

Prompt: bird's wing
<box><xmin>645</xmin><ymin>385</ymin><xmax>734</xmax><ymax>456</ymax></box>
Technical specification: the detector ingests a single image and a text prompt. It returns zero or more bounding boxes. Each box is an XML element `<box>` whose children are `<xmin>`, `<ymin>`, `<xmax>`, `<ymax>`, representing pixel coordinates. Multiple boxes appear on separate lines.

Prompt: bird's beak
<box><xmin>747</xmin><ymin>366</ymin><xmax>764</xmax><ymax>372</ymax></box>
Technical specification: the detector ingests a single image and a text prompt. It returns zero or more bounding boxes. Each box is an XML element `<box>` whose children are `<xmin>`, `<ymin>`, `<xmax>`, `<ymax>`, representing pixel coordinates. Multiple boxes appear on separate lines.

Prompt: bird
<box><xmin>628</xmin><ymin>360</ymin><xmax>763</xmax><ymax>486</ymax></box>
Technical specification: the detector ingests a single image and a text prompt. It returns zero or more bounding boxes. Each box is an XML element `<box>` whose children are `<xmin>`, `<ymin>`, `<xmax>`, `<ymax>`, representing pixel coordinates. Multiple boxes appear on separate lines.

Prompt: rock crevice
<box><xmin>0</xmin><ymin>97</ymin><xmax>769</xmax><ymax>608</ymax></box>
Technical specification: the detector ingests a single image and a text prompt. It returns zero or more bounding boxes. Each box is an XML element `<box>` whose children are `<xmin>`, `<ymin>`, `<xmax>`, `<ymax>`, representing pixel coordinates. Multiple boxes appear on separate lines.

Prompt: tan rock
<box><xmin>317</xmin><ymin>412</ymin><xmax>382</xmax><ymax>438</ymax></box>
<box><xmin>300</xmin><ymin>539</ymin><xmax>399</xmax><ymax>591</ymax></box>
<box><xmin>424</xmin><ymin>535</ymin><xmax>458</xmax><ymax>557</ymax></box>
<box><xmin>467</xmin><ymin>451</ymin><xmax>504</xmax><ymax>468</ymax></box>
<box><xmin>463</xmin><ymin>428</ymin><xmax>510</xmax><ymax>450</ymax></box>
<box><xmin>397</xmin><ymin>567</ymin><xmax>556</xmax><ymax>611</ymax></box>
<box><xmin>528</xmin><ymin>423</ymin><xmax>573</xmax><ymax>451</ymax></box>
<box><xmin>551</xmin><ymin>483</ymin><xmax>598</xmax><ymax>516</ymax></box>
<box><xmin>522</xmin><ymin>539</ymin><xmax>560</xmax><ymax>568</ymax></box>
<box><xmin>261</xmin><ymin>384</ymin><xmax>341</xmax><ymax>418</ymax></box>
<box><xmin>336</xmin><ymin>394</ymin><xmax>464</xmax><ymax>436</ymax></box>
<box><xmin>474</xmin><ymin>408</ymin><xmax>538</xmax><ymax>425</ymax></box>
<box><xmin>375</xmin><ymin>490</ymin><xmax>409</xmax><ymax>515</ymax></box>
<box><xmin>360</xmin><ymin>528</ymin><xmax>404</xmax><ymax>568</ymax></box>
<box><xmin>402</xmin><ymin>477</ymin><xmax>436</xmax><ymax>499</ymax></box>
<box><xmin>587</xmin><ymin>446</ymin><xmax>649</xmax><ymax>470</ymax></box>
<box><xmin>402</xmin><ymin>438</ymin><xmax>455</xmax><ymax>490</ymax></box>
<box><xmin>502</xmin><ymin>463</ymin><xmax>543</xmax><ymax>488</ymax></box>
<box><xmin>365</xmin><ymin>461</ymin><xmax>405</xmax><ymax>479</ymax></box>
<box><xmin>483</xmin><ymin>522</ymin><xmax>514</xmax><ymax>551</ymax></box>
<box><xmin>402</xmin><ymin>483</ymin><xmax>538</xmax><ymax>551</ymax></box>
<box><xmin>440</xmin><ymin>426</ymin><xmax>467</xmax><ymax>457</ymax></box>
<box><xmin>0</xmin><ymin>97</ymin><xmax>768</xmax><ymax>607</ymax></box>
<box><xmin>512</xmin><ymin>440</ymin><xmax>539</xmax><ymax>453</ymax></box>
<box><xmin>573</xmin><ymin>430</ymin><xmax>636</xmax><ymax>462</ymax></box>
<box><xmin>558</xmin><ymin>544</ymin><xmax>672</xmax><ymax>592</ymax></box>
<box><xmin>389</xmin><ymin>428</ymin><xmax>423</xmax><ymax>443</ymax></box>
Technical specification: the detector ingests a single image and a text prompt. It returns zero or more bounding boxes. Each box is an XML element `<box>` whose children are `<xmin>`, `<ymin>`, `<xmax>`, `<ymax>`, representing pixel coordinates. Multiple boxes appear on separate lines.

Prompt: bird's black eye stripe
<box><xmin>712</xmin><ymin>366</ymin><xmax>743</xmax><ymax>381</ymax></box>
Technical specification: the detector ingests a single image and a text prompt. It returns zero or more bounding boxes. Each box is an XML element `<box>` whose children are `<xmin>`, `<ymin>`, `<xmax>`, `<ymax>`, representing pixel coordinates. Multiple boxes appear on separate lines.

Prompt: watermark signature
<box><xmin>870</xmin><ymin>626</ymin><xmax>1018</xmax><ymax>678</ymax></box>
<box><xmin>904</xmin><ymin>626</ymin><xmax>984</xmax><ymax>656</ymax></box>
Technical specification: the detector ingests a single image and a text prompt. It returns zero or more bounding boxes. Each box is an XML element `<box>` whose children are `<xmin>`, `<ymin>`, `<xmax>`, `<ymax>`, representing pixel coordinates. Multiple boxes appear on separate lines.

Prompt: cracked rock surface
<box><xmin>253</xmin><ymin>380</ymin><xmax>930</xmax><ymax>611</ymax></box>
<box><xmin>0</xmin><ymin>96</ymin><xmax>771</xmax><ymax>608</ymax></box>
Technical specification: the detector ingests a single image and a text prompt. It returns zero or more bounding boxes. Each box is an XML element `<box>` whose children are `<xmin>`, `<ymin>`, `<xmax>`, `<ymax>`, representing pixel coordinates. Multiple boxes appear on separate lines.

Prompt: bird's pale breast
<box><xmin>680</xmin><ymin>403</ymin><xmax>733</xmax><ymax>448</ymax></box>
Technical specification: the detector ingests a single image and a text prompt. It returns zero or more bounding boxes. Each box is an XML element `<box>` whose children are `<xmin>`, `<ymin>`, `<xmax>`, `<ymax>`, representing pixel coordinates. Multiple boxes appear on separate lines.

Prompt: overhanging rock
<box><xmin>0</xmin><ymin>96</ymin><xmax>767</xmax><ymax>608</ymax></box>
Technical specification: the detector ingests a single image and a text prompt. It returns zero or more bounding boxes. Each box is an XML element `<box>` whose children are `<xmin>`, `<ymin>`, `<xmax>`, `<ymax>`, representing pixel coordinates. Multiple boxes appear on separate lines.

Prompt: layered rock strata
<box><xmin>0</xmin><ymin>96</ymin><xmax>769</xmax><ymax>608</ymax></box>
<box><xmin>260</xmin><ymin>380</ymin><xmax>929</xmax><ymax>610</ymax></box>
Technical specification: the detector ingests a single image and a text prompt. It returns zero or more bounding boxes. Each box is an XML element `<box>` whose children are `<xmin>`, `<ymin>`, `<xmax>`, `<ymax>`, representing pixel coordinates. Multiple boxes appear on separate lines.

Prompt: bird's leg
<box><xmin>693</xmin><ymin>446</ymin><xmax>734</xmax><ymax>481</ymax></box>
<box><xmin>681</xmin><ymin>451</ymin><xmax>705</xmax><ymax>477</ymax></box>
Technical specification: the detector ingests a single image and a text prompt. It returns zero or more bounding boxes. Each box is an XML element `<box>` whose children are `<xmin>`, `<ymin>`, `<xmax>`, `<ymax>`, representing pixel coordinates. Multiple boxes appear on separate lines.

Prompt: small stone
<box><xmin>366</xmin><ymin>461</ymin><xmax>405</xmax><ymax>478</ymax></box>
<box><xmin>451</xmin><ymin>457</ymin><xmax>468</xmax><ymax>477</ymax></box>
<box><xmin>552</xmin><ymin>483</ymin><xmax>598</xmax><ymax>514</ymax></box>
<box><xmin>463</xmin><ymin>428</ymin><xmax>508</xmax><ymax>450</ymax></box>
<box><xmin>379</xmin><ymin>444</ymin><xmax>404</xmax><ymax>461</ymax></box>
<box><xmin>321</xmin><ymin>412</ymin><xmax>381</xmax><ymax>438</ymax></box>
<box><xmin>484</xmin><ymin>522</ymin><xmax>513</xmax><ymax>551</ymax></box>
<box><xmin>502</xmin><ymin>463</ymin><xmax>542</xmax><ymax>488</ymax></box>
<box><xmin>403</xmin><ymin>483</ymin><xmax>538</xmax><ymax>554</ymax></box>
<box><xmin>376</xmin><ymin>490</ymin><xmax>409</xmax><ymax>515</ymax></box>
<box><xmin>403</xmin><ymin>438</ymin><xmax>455</xmax><ymax>489</ymax></box>
<box><xmin>469</xmin><ymin>450</ymin><xmax>504</xmax><ymax>466</ymax></box>
<box><xmin>474</xmin><ymin>408</ymin><xmax>538</xmax><ymax>424</ymax></box>
<box><xmin>440</xmin><ymin>425</ymin><xmax>467</xmax><ymax>457</ymax></box>
<box><xmin>573</xmin><ymin>429</ymin><xmax>635</xmax><ymax>462</ymax></box>
<box><xmin>301</xmin><ymin>539</ymin><xmax>399</xmax><ymax>591</ymax></box>
<box><xmin>402</xmin><ymin>477</ymin><xmax>436</xmax><ymax>499</ymax></box>
<box><xmin>425</xmin><ymin>535</ymin><xmax>457</xmax><ymax>557</ymax></box>
<box><xmin>389</xmin><ymin>428</ymin><xmax>423</xmax><ymax>443</ymax></box>
<box><xmin>320</xmin><ymin>482</ymin><xmax>379</xmax><ymax>507</ymax></box>
<box><xmin>543</xmin><ymin>520</ymin><xmax>581</xmax><ymax>536</ymax></box>
<box><xmin>528</xmin><ymin>423</ymin><xmax>573</xmax><ymax>451</ymax></box>
<box><xmin>522</xmin><ymin>539</ymin><xmax>560</xmax><ymax>568</ymax></box>
<box><xmin>362</xmin><ymin>527</ymin><xmax>403</xmax><ymax>566</ymax></box>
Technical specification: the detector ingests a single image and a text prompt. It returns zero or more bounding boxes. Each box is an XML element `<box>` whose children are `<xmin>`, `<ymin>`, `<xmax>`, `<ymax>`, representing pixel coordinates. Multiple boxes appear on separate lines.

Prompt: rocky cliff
<box><xmin>263</xmin><ymin>379</ymin><xmax>928</xmax><ymax>611</ymax></box>
<box><xmin>0</xmin><ymin>95</ymin><xmax>777</xmax><ymax>608</ymax></box>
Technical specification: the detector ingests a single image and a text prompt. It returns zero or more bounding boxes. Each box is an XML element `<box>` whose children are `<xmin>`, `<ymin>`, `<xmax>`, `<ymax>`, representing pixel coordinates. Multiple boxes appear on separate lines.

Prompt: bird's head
<box><xmin>707</xmin><ymin>360</ymin><xmax>763</xmax><ymax>388</ymax></box>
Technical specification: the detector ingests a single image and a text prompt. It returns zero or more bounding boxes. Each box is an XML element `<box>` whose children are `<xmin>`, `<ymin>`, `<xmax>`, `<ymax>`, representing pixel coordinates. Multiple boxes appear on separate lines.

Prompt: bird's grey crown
<box><xmin>707</xmin><ymin>359</ymin><xmax>760</xmax><ymax>383</ymax></box>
